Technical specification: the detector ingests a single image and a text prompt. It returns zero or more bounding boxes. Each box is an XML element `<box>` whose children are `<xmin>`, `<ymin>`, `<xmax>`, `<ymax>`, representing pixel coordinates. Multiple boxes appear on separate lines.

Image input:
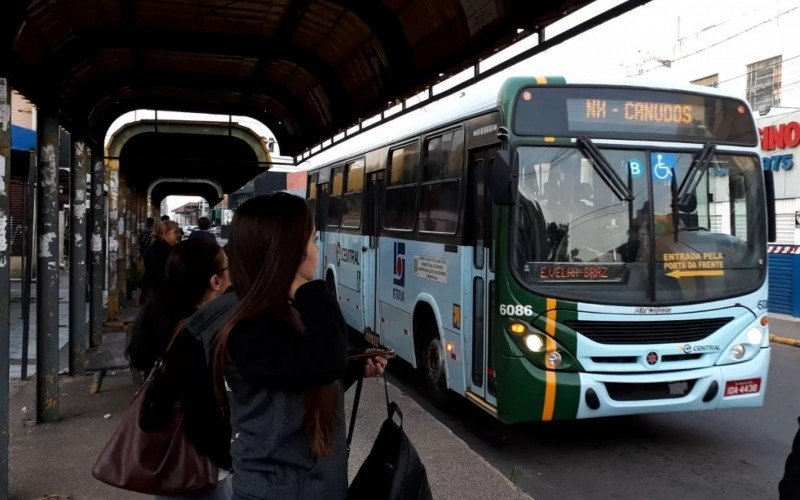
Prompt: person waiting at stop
<box><xmin>190</xmin><ymin>217</ymin><xmax>217</xmax><ymax>243</ymax></box>
<box><xmin>212</xmin><ymin>193</ymin><xmax>388</xmax><ymax>500</ymax></box>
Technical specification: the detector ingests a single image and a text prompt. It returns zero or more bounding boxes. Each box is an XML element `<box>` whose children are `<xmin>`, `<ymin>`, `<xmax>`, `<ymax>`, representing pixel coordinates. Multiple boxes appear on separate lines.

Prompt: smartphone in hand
<box><xmin>347</xmin><ymin>348</ymin><xmax>397</xmax><ymax>361</ymax></box>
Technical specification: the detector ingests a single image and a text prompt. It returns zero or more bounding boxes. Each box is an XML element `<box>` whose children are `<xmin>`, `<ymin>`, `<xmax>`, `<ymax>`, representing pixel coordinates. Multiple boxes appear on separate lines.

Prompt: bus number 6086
<box><xmin>499</xmin><ymin>304</ymin><xmax>534</xmax><ymax>316</ymax></box>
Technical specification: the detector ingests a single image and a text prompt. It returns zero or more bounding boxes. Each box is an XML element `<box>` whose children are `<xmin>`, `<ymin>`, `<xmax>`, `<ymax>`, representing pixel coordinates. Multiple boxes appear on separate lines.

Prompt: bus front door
<box><xmin>363</xmin><ymin>171</ymin><xmax>384</xmax><ymax>344</ymax></box>
<box><xmin>468</xmin><ymin>147</ymin><xmax>497</xmax><ymax>405</ymax></box>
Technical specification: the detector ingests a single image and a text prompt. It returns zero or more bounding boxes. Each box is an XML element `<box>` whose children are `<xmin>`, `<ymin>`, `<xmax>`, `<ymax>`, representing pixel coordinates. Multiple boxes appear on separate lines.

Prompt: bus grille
<box><xmin>605</xmin><ymin>380</ymin><xmax>696</xmax><ymax>401</ymax></box>
<box><xmin>563</xmin><ymin>318</ymin><xmax>732</xmax><ymax>345</ymax></box>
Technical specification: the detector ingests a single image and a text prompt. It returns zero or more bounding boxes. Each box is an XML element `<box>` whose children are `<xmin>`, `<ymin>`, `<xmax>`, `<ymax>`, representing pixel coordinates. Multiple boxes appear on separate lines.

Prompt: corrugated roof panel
<box><xmin>144</xmin><ymin>50</ymin><xmax>259</xmax><ymax>78</ymax></box>
<box><xmin>64</xmin><ymin>0</ymin><xmax>123</xmax><ymax>28</ymax></box>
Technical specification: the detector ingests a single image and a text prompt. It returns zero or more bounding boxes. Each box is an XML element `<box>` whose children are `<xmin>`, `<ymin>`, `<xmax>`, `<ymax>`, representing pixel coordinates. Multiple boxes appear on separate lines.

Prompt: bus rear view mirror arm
<box><xmin>763</xmin><ymin>169</ymin><xmax>777</xmax><ymax>242</ymax></box>
<box><xmin>492</xmin><ymin>149</ymin><xmax>518</xmax><ymax>205</ymax></box>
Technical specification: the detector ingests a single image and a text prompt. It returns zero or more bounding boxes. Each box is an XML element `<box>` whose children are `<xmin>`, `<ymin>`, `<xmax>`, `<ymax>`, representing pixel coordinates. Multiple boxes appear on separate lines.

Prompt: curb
<box><xmin>770</xmin><ymin>334</ymin><xmax>800</xmax><ymax>348</ymax></box>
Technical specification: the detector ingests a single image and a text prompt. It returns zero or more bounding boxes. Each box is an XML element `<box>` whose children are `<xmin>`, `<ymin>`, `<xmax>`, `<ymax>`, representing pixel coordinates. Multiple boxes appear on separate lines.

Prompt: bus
<box><xmin>306</xmin><ymin>76</ymin><xmax>776</xmax><ymax>423</ymax></box>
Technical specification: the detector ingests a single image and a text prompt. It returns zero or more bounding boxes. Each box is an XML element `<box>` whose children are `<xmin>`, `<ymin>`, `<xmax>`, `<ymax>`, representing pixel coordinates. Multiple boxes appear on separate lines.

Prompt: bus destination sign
<box><xmin>576</xmin><ymin>99</ymin><xmax>698</xmax><ymax>126</ymax></box>
<box><xmin>513</xmin><ymin>86</ymin><xmax>758</xmax><ymax>146</ymax></box>
<box><xmin>527</xmin><ymin>263</ymin><xmax>626</xmax><ymax>283</ymax></box>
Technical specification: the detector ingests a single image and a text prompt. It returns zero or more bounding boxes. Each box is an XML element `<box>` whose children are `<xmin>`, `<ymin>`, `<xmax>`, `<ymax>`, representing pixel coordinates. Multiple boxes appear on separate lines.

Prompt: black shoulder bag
<box><xmin>346</xmin><ymin>374</ymin><xmax>433</xmax><ymax>500</ymax></box>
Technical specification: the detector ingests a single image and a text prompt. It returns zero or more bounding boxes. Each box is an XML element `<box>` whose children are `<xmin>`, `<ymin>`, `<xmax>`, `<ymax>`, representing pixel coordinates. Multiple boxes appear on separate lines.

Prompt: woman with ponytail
<box><xmin>213</xmin><ymin>192</ymin><xmax>387</xmax><ymax>500</ymax></box>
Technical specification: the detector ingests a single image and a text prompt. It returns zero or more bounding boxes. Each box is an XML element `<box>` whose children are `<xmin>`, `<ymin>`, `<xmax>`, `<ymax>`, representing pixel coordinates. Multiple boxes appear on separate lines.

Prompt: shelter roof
<box><xmin>2</xmin><ymin>0</ymin><xmax>595</xmax><ymax>155</ymax></box>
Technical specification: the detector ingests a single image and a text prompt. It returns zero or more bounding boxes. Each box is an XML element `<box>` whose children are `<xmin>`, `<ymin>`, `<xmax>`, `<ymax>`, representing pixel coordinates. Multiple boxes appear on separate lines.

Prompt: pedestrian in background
<box><xmin>127</xmin><ymin>238</ymin><xmax>234</xmax><ymax>500</ymax></box>
<box><xmin>212</xmin><ymin>193</ymin><xmax>388</xmax><ymax>500</ymax></box>
<box><xmin>189</xmin><ymin>217</ymin><xmax>217</xmax><ymax>243</ymax></box>
<box><xmin>139</xmin><ymin>220</ymin><xmax>180</xmax><ymax>304</ymax></box>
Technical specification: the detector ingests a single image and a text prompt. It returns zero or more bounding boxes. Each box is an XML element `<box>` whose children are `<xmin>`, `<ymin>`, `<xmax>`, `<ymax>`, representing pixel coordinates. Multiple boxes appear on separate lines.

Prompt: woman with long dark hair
<box><xmin>213</xmin><ymin>193</ymin><xmax>387</xmax><ymax>500</ymax></box>
<box><xmin>128</xmin><ymin>238</ymin><xmax>234</xmax><ymax>499</ymax></box>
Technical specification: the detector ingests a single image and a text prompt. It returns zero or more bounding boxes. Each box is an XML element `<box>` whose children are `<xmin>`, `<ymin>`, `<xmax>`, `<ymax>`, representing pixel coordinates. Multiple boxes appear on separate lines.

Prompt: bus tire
<box><xmin>421</xmin><ymin>336</ymin><xmax>452</xmax><ymax>408</ymax></box>
<box><xmin>325</xmin><ymin>271</ymin><xmax>336</xmax><ymax>295</ymax></box>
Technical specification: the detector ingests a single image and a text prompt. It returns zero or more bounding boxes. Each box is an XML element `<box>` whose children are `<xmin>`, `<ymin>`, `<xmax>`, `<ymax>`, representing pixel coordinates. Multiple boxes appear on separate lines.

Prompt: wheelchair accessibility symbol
<box><xmin>651</xmin><ymin>152</ymin><xmax>676</xmax><ymax>181</ymax></box>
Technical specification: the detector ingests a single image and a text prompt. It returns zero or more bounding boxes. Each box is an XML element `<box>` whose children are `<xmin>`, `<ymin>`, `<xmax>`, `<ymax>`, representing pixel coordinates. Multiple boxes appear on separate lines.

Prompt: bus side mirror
<box><xmin>492</xmin><ymin>150</ymin><xmax>518</xmax><ymax>205</ymax></box>
<box><xmin>763</xmin><ymin>169</ymin><xmax>777</xmax><ymax>242</ymax></box>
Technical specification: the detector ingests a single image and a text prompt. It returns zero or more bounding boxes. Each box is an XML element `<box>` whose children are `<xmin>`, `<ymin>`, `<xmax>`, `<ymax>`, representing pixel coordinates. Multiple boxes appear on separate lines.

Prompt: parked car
<box><xmin>209</xmin><ymin>226</ymin><xmax>228</xmax><ymax>247</ymax></box>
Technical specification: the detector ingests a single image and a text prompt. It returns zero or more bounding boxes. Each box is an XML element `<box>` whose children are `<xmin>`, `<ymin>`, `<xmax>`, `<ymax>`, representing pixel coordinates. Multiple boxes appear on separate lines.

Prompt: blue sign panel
<box><xmin>393</xmin><ymin>242</ymin><xmax>405</xmax><ymax>287</ymax></box>
<box><xmin>651</xmin><ymin>152</ymin><xmax>677</xmax><ymax>182</ymax></box>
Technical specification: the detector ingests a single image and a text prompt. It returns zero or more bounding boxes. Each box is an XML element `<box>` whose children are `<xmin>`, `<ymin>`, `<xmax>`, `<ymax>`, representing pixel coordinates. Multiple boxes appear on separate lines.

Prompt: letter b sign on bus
<box><xmin>627</xmin><ymin>159</ymin><xmax>644</xmax><ymax>179</ymax></box>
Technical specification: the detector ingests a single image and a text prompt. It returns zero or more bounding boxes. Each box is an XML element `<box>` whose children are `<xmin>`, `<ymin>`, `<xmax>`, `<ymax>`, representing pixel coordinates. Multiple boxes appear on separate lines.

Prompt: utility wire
<box><xmin>637</xmin><ymin>5</ymin><xmax>800</xmax><ymax>76</ymax></box>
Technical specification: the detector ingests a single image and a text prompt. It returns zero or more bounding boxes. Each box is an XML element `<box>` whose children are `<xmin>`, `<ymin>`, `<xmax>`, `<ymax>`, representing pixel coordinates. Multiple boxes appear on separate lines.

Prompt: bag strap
<box><xmin>164</xmin><ymin>320</ymin><xmax>186</xmax><ymax>355</ymax></box>
<box><xmin>346</xmin><ymin>375</ymin><xmax>363</xmax><ymax>452</ymax></box>
<box><xmin>136</xmin><ymin>321</ymin><xmax>186</xmax><ymax>392</ymax></box>
<box><xmin>346</xmin><ymin>369</ymin><xmax>396</xmax><ymax>452</ymax></box>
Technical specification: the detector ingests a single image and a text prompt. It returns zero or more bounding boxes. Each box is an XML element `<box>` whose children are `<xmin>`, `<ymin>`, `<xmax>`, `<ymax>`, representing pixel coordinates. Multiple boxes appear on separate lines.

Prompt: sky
<box><xmin>131</xmin><ymin>0</ymin><xmax>792</xmax><ymax>211</ymax></box>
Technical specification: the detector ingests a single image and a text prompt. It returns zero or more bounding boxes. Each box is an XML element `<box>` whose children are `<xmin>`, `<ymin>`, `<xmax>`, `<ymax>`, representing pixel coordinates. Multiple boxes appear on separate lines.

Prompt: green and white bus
<box><xmin>307</xmin><ymin>76</ymin><xmax>775</xmax><ymax>422</ymax></box>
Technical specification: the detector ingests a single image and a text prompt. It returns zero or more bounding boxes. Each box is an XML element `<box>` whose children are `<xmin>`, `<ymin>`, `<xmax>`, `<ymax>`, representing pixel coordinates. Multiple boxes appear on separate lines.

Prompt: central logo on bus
<box><xmin>393</xmin><ymin>242</ymin><xmax>406</xmax><ymax>287</ymax></box>
<box><xmin>335</xmin><ymin>242</ymin><xmax>359</xmax><ymax>267</ymax></box>
<box><xmin>646</xmin><ymin>352</ymin><xmax>659</xmax><ymax>365</ymax></box>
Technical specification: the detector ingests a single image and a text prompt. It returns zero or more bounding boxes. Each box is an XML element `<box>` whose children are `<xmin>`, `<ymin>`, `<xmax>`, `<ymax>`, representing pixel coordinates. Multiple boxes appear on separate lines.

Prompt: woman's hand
<box><xmin>363</xmin><ymin>349</ymin><xmax>389</xmax><ymax>378</ymax></box>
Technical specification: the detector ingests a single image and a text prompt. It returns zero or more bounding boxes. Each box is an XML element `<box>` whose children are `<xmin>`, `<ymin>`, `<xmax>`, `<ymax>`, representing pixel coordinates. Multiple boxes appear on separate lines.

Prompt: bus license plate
<box><xmin>724</xmin><ymin>378</ymin><xmax>761</xmax><ymax>397</ymax></box>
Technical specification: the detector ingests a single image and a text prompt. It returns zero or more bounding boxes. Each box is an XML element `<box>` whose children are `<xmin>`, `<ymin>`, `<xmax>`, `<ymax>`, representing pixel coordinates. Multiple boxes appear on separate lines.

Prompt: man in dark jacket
<box><xmin>189</xmin><ymin>217</ymin><xmax>217</xmax><ymax>243</ymax></box>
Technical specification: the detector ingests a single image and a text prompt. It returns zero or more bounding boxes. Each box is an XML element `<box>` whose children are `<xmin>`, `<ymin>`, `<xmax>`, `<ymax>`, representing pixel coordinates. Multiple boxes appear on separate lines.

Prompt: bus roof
<box><xmin>306</xmin><ymin>76</ymin><xmax>753</xmax><ymax>173</ymax></box>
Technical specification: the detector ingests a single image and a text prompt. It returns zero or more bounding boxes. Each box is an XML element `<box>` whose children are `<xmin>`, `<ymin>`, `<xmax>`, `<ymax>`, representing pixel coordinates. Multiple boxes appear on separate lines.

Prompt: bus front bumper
<box><xmin>574</xmin><ymin>347</ymin><xmax>770</xmax><ymax>419</ymax></box>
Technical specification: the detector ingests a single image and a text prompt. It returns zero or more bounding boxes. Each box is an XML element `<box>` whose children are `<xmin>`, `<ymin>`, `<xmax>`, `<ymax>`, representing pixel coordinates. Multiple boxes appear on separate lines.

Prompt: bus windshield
<box><xmin>513</xmin><ymin>145</ymin><xmax>766</xmax><ymax>305</ymax></box>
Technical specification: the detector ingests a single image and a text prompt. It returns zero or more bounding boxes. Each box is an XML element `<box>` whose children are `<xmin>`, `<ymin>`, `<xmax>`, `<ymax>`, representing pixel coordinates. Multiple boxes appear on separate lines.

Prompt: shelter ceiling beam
<box><xmin>50</xmin><ymin>27</ymin><xmax>351</xmax><ymax>120</ymax></box>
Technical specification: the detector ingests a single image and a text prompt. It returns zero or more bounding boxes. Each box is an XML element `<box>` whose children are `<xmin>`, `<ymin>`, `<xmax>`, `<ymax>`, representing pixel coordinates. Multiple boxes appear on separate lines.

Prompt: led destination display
<box><xmin>514</xmin><ymin>86</ymin><xmax>758</xmax><ymax>146</ymax></box>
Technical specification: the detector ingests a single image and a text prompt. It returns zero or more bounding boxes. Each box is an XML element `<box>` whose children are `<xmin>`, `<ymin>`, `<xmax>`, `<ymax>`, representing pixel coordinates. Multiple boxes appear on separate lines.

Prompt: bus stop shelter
<box><xmin>0</xmin><ymin>0</ymin><xmax>653</xmax><ymax>494</ymax></box>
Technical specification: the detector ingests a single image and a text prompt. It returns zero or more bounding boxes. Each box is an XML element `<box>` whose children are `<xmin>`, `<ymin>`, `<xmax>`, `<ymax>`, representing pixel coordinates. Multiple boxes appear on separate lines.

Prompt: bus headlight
<box><xmin>524</xmin><ymin>334</ymin><xmax>545</xmax><ymax>353</ymax></box>
<box><xmin>545</xmin><ymin>350</ymin><xmax>563</xmax><ymax>369</ymax></box>
<box><xmin>730</xmin><ymin>344</ymin><xmax>746</xmax><ymax>359</ymax></box>
<box><xmin>745</xmin><ymin>327</ymin><xmax>763</xmax><ymax>346</ymax></box>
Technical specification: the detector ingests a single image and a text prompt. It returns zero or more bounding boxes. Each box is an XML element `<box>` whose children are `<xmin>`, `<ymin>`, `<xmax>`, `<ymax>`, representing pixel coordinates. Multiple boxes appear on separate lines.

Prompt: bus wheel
<box><xmin>422</xmin><ymin>337</ymin><xmax>452</xmax><ymax>408</ymax></box>
<box><xmin>325</xmin><ymin>272</ymin><xmax>336</xmax><ymax>294</ymax></box>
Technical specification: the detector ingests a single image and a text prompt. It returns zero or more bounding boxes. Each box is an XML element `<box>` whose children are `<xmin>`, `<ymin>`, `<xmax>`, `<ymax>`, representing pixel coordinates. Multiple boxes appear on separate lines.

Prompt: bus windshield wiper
<box><xmin>577</xmin><ymin>137</ymin><xmax>632</xmax><ymax>201</ymax></box>
<box><xmin>677</xmin><ymin>142</ymin><xmax>716</xmax><ymax>204</ymax></box>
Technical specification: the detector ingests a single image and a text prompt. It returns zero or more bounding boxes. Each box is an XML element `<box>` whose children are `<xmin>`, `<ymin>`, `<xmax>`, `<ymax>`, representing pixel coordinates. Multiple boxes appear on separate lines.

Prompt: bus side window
<box><xmin>307</xmin><ymin>174</ymin><xmax>318</xmax><ymax>224</ymax></box>
<box><xmin>419</xmin><ymin>129</ymin><xmax>464</xmax><ymax>234</ymax></box>
<box><xmin>328</xmin><ymin>167</ymin><xmax>343</xmax><ymax>227</ymax></box>
<box><xmin>341</xmin><ymin>158</ymin><xmax>365</xmax><ymax>229</ymax></box>
<box><xmin>317</xmin><ymin>182</ymin><xmax>330</xmax><ymax>230</ymax></box>
<box><xmin>384</xmin><ymin>141</ymin><xmax>420</xmax><ymax>231</ymax></box>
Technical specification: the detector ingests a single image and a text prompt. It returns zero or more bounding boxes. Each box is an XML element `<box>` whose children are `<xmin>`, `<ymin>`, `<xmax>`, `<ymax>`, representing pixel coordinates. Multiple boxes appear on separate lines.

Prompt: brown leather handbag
<box><xmin>92</xmin><ymin>325</ymin><xmax>219</xmax><ymax>495</ymax></box>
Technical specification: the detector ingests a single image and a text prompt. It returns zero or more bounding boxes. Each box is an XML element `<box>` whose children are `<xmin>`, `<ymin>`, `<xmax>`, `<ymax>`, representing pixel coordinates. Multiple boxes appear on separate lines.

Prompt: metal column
<box><xmin>37</xmin><ymin>114</ymin><xmax>60</xmax><ymax>423</ymax></box>
<box><xmin>118</xmin><ymin>182</ymin><xmax>128</xmax><ymax>302</ymax></box>
<box><xmin>105</xmin><ymin>158</ymin><xmax>122</xmax><ymax>327</ymax></box>
<box><xmin>89</xmin><ymin>150</ymin><xmax>105</xmax><ymax>348</ymax></box>
<box><xmin>69</xmin><ymin>140</ymin><xmax>89</xmax><ymax>374</ymax></box>
<box><xmin>0</xmin><ymin>75</ymin><xmax>12</xmax><ymax>498</ymax></box>
<box><xmin>20</xmin><ymin>152</ymin><xmax>35</xmax><ymax>379</ymax></box>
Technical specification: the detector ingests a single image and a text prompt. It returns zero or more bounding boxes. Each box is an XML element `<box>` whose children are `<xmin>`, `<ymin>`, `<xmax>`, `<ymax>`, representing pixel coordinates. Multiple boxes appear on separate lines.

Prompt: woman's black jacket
<box><xmin>142</xmin><ymin>303</ymin><xmax>234</xmax><ymax>471</ymax></box>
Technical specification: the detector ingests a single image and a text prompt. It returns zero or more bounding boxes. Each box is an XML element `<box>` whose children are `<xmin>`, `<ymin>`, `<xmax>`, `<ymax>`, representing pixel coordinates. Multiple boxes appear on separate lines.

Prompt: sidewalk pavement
<box><xmin>9</xmin><ymin>369</ymin><xmax>530</xmax><ymax>499</ymax></box>
<box><xmin>9</xmin><ymin>270</ymin><xmax>85</xmax><ymax>379</ymax></box>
